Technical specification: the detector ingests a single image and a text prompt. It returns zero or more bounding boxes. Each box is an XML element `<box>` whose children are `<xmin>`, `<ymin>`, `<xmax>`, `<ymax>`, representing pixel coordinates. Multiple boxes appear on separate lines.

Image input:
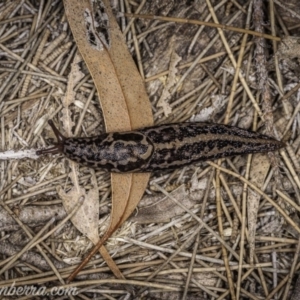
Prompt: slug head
<box><xmin>36</xmin><ymin>120</ymin><xmax>66</xmax><ymax>155</ymax></box>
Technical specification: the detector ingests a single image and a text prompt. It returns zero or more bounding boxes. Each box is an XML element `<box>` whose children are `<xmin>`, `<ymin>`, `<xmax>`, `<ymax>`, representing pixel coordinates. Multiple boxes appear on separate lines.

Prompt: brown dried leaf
<box><xmin>56</xmin><ymin>50</ymin><xmax>123</xmax><ymax>278</ymax></box>
<box><xmin>63</xmin><ymin>0</ymin><xmax>153</xmax><ymax>281</ymax></box>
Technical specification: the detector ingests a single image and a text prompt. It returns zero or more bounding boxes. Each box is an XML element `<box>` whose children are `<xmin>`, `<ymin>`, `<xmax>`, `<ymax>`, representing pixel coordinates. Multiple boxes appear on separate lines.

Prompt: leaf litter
<box><xmin>0</xmin><ymin>0</ymin><xmax>300</xmax><ymax>298</ymax></box>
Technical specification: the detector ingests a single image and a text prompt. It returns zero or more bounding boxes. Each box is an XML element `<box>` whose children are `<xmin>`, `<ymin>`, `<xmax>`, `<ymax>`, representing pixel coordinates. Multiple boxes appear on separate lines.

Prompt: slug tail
<box><xmin>36</xmin><ymin>120</ymin><xmax>66</xmax><ymax>156</ymax></box>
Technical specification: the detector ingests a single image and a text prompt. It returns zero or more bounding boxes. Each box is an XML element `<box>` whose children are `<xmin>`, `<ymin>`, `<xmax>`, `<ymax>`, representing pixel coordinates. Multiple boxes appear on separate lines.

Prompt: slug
<box><xmin>36</xmin><ymin>120</ymin><xmax>284</xmax><ymax>173</ymax></box>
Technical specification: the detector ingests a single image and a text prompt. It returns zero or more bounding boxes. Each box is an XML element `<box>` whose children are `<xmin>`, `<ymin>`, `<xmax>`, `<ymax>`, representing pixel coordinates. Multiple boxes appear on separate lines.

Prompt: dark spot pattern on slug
<box><xmin>142</xmin><ymin>135</ymin><xmax>283</xmax><ymax>172</ymax></box>
<box><xmin>63</xmin><ymin>132</ymin><xmax>154</xmax><ymax>172</ymax></box>
<box><xmin>208</xmin><ymin>124</ymin><xmax>231</xmax><ymax>135</ymax></box>
<box><xmin>216</xmin><ymin>139</ymin><xmax>230</xmax><ymax>149</ymax></box>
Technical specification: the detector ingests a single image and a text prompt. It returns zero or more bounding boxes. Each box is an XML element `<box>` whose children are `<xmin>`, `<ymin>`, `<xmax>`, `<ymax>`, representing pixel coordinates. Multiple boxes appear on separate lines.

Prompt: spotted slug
<box><xmin>36</xmin><ymin>120</ymin><xmax>284</xmax><ymax>173</ymax></box>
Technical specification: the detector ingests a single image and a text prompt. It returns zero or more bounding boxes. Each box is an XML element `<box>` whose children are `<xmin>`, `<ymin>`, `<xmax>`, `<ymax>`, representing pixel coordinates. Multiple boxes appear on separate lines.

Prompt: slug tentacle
<box><xmin>36</xmin><ymin>120</ymin><xmax>66</xmax><ymax>155</ymax></box>
<box><xmin>48</xmin><ymin>120</ymin><xmax>66</xmax><ymax>144</ymax></box>
<box><xmin>36</xmin><ymin>121</ymin><xmax>285</xmax><ymax>172</ymax></box>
